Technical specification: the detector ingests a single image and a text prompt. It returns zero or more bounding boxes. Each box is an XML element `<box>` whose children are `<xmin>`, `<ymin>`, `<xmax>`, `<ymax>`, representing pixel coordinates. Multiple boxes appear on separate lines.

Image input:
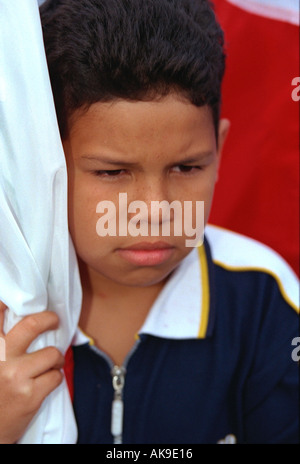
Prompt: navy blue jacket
<box><xmin>72</xmin><ymin>226</ymin><xmax>299</xmax><ymax>444</ymax></box>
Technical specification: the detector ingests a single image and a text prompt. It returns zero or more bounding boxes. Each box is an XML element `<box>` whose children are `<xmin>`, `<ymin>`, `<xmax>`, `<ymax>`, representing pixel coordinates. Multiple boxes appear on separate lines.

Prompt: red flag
<box><xmin>210</xmin><ymin>0</ymin><xmax>299</xmax><ymax>275</ymax></box>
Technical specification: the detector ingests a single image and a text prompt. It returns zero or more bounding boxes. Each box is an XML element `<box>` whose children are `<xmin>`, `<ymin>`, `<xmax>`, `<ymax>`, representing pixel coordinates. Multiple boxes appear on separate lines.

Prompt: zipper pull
<box><xmin>111</xmin><ymin>365</ymin><xmax>126</xmax><ymax>444</ymax></box>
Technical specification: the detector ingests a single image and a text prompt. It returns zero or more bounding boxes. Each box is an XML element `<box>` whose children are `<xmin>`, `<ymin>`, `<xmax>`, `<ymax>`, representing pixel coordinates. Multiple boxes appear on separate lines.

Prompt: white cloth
<box><xmin>226</xmin><ymin>0</ymin><xmax>299</xmax><ymax>25</ymax></box>
<box><xmin>0</xmin><ymin>0</ymin><xmax>82</xmax><ymax>443</ymax></box>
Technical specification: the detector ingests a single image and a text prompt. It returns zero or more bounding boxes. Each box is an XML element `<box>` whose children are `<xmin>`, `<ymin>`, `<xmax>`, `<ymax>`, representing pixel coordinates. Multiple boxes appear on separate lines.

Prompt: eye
<box><xmin>93</xmin><ymin>169</ymin><xmax>125</xmax><ymax>178</ymax></box>
<box><xmin>172</xmin><ymin>165</ymin><xmax>202</xmax><ymax>174</ymax></box>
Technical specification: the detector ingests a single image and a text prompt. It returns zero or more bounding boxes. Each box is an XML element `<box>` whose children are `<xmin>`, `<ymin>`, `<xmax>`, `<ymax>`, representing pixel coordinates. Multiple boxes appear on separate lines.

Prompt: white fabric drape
<box><xmin>226</xmin><ymin>0</ymin><xmax>299</xmax><ymax>25</ymax></box>
<box><xmin>0</xmin><ymin>0</ymin><xmax>82</xmax><ymax>443</ymax></box>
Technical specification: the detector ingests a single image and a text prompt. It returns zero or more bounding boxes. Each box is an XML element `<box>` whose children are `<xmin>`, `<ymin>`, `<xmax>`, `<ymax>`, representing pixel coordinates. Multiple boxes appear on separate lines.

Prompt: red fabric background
<box><xmin>64</xmin><ymin>346</ymin><xmax>74</xmax><ymax>401</ymax></box>
<box><xmin>210</xmin><ymin>0</ymin><xmax>299</xmax><ymax>275</ymax></box>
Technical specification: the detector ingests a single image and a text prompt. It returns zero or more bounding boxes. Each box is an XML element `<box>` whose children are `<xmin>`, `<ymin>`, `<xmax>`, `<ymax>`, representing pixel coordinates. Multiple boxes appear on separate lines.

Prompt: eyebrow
<box><xmin>174</xmin><ymin>151</ymin><xmax>214</xmax><ymax>165</ymax></box>
<box><xmin>80</xmin><ymin>151</ymin><xmax>214</xmax><ymax>166</ymax></box>
<box><xmin>80</xmin><ymin>155</ymin><xmax>138</xmax><ymax>167</ymax></box>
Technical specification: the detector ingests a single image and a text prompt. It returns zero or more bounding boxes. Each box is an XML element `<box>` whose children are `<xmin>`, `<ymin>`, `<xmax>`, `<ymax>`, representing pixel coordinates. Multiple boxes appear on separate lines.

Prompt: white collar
<box><xmin>138</xmin><ymin>244</ymin><xmax>210</xmax><ymax>339</ymax></box>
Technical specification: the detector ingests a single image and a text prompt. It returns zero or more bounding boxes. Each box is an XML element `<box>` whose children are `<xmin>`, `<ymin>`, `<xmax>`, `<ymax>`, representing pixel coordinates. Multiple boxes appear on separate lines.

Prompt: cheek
<box><xmin>68</xmin><ymin>178</ymin><xmax>100</xmax><ymax>244</ymax></box>
<box><xmin>68</xmin><ymin>177</ymin><xmax>124</xmax><ymax>258</ymax></box>
<box><xmin>203</xmin><ymin>173</ymin><xmax>219</xmax><ymax>222</ymax></box>
<box><xmin>192</xmin><ymin>171</ymin><xmax>218</xmax><ymax>223</ymax></box>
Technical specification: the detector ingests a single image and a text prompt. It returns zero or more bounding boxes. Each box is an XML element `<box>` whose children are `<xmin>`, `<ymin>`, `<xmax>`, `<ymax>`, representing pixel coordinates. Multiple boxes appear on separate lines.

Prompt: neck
<box><xmin>78</xmin><ymin>258</ymin><xmax>167</xmax><ymax>304</ymax></box>
<box><xmin>77</xmin><ymin>259</ymin><xmax>169</xmax><ymax>365</ymax></box>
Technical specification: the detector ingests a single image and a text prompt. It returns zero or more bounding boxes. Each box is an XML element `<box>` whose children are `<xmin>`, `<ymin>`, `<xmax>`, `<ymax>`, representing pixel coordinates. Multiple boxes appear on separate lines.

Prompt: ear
<box><xmin>216</xmin><ymin>118</ymin><xmax>230</xmax><ymax>180</ymax></box>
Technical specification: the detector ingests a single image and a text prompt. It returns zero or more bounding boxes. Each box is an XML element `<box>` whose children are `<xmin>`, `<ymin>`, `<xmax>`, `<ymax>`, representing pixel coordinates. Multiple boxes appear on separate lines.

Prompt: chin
<box><xmin>107</xmin><ymin>266</ymin><xmax>175</xmax><ymax>288</ymax></box>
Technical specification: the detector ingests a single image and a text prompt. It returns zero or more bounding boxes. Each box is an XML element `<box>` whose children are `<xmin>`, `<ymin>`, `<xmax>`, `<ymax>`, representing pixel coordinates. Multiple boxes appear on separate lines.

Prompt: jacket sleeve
<box><xmin>243</xmin><ymin>275</ymin><xmax>299</xmax><ymax>444</ymax></box>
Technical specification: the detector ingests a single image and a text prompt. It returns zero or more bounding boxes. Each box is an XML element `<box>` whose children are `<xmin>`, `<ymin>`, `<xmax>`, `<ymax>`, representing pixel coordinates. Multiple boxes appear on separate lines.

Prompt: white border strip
<box><xmin>226</xmin><ymin>0</ymin><xmax>299</xmax><ymax>26</ymax></box>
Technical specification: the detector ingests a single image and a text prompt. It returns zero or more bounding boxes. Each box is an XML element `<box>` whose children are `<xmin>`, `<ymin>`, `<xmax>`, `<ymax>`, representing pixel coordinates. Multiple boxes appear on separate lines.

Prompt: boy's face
<box><xmin>63</xmin><ymin>94</ymin><xmax>229</xmax><ymax>288</ymax></box>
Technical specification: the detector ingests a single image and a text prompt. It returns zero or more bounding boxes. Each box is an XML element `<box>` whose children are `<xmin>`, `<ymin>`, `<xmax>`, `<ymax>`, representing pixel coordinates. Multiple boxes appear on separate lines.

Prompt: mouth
<box><xmin>122</xmin><ymin>241</ymin><xmax>174</xmax><ymax>251</ymax></box>
<box><xmin>116</xmin><ymin>241</ymin><xmax>175</xmax><ymax>266</ymax></box>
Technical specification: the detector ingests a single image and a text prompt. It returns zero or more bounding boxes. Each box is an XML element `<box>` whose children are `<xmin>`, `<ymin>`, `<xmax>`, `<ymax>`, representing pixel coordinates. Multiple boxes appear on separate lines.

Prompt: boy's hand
<box><xmin>0</xmin><ymin>301</ymin><xmax>64</xmax><ymax>444</ymax></box>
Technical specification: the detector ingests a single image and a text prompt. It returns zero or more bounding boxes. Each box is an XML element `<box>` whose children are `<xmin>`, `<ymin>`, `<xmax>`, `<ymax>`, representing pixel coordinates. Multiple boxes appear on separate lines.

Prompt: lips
<box><xmin>122</xmin><ymin>241</ymin><xmax>174</xmax><ymax>251</ymax></box>
<box><xmin>117</xmin><ymin>241</ymin><xmax>175</xmax><ymax>266</ymax></box>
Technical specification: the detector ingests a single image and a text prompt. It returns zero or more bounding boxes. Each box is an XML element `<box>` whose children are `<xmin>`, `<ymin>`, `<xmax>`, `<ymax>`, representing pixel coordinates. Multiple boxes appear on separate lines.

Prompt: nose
<box><xmin>127</xmin><ymin>177</ymin><xmax>176</xmax><ymax>232</ymax></box>
<box><xmin>139</xmin><ymin>176</ymin><xmax>168</xmax><ymax>208</ymax></box>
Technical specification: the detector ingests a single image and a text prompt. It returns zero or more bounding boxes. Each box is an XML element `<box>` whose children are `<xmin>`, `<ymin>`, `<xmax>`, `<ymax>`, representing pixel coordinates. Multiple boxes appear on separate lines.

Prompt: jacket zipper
<box><xmin>90</xmin><ymin>339</ymin><xmax>140</xmax><ymax>444</ymax></box>
<box><xmin>111</xmin><ymin>365</ymin><xmax>126</xmax><ymax>444</ymax></box>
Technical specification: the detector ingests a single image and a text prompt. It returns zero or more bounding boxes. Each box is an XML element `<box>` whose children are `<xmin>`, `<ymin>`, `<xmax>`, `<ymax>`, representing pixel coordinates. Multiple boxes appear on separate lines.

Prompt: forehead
<box><xmin>67</xmin><ymin>95</ymin><xmax>216</xmax><ymax>160</ymax></box>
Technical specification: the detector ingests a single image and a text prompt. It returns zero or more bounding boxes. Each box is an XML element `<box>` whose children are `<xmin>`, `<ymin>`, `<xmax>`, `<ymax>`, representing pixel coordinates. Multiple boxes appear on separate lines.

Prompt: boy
<box><xmin>0</xmin><ymin>0</ymin><xmax>298</xmax><ymax>444</ymax></box>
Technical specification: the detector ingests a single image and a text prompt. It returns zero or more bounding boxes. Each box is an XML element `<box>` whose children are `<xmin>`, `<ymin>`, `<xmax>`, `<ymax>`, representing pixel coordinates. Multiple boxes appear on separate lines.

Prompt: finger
<box><xmin>6</xmin><ymin>311</ymin><xmax>59</xmax><ymax>357</ymax></box>
<box><xmin>22</xmin><ymin>346</ymin><xmax>65</xmax><ymax>378</ymax></box>
<box><xmin>0</xmin><ymin>301</ymin><xmax>7</xmax><ymax>337</ymax></box>
<box><xmin>32</xmin><ymin>369</ymin><xmax>64</xmax><ymax>408</ymax></box>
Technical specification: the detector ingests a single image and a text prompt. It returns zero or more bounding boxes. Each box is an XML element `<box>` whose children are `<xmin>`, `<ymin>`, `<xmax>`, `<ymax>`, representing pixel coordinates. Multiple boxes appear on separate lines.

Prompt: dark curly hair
<box><xmin>40</xmin><ymin>0</ymin><xmax>225</xmax><ymax>138</ymax></box>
